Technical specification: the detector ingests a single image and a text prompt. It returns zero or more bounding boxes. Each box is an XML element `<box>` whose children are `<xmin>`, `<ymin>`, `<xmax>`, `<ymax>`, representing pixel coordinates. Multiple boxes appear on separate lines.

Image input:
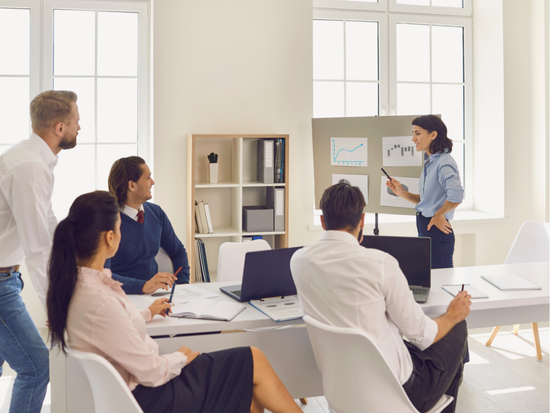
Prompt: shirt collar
<box><xmin>319</xmin><ymin>230</ymin><xmax>360</xmax><ymax>246</ymax></box>
<box><xmin>122</xmin><ymin>204</ymin><xmax>144</xmax><ymax>220</ymax></box>
<box><xmin>77</xmin><ymin>266</ymin><xmax>124</xmax><ymax>292</ymax></box>
<box><xmin>426</xmin><ymin>148</ymin><xmax>450</xmax><ymax>161</ymax></box>
<box><xmin>29</xmin><ymin>132</ymin><xmax>58</xmax><ymax>169</ymax></box>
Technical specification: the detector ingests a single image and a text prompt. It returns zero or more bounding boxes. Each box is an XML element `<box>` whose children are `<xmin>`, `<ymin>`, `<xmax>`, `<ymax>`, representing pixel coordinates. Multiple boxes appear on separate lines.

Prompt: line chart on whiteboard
<box><xmin>330</xmin><ymin>137</ymin><xmax>368</xmax><ymax>167</ymax></box>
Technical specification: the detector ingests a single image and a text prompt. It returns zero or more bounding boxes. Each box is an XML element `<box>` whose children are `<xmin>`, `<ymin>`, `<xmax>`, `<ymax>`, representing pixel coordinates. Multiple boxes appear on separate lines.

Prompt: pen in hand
<box><xmin>381</xmin><ymin>168</ymin><xmax>392</xmax><ymax>181</ymax></box>
<box><xmin>165</xmin><ymin>266</ymin><xmax>182</xmax><ymax>316</ymax></box>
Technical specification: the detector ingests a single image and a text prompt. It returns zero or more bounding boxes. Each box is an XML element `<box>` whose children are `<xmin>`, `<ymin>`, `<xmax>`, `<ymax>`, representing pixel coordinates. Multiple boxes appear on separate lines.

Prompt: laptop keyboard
<box><xmin>410</xmin><ymin>287</ymin><xmax>428</xmax><ymax>295</ymax></box>
<box><xmin>231</xmin><ymin>290</ymin><xmax>241</xmax><ymax>298</ymax></box>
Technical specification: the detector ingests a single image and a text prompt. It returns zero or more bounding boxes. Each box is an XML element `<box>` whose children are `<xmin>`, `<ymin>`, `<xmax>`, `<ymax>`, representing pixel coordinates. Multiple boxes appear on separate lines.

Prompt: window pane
<box><xmin>432</xmin><ymin>26</ymin><xmax>463</xmax><ymax>83</ymax></box>
<box><xmin>97</xmin><ymin>144</ymin><xmax>138</xmax><ymax>190</ymax></box>
<box><xmin>52</xmin><ymin>144</ymin><xmax>95</xmax><ymax>217</ymax></box>
<box><xmin>346</xmin><ymin>82</ymin><xmax>378</xmax><ymax>117</ymax></box>
<box><xmin>98</xmin><ymin>12</ymin><xmax>138</xmax><ymax>76</ymax></box>
<box><xmin>432</xmin><ymin>84</ymin><xmax>464</xmax><ymax>140</ymax></box>
<box><xmin>313</xmin><ymin>20</ymin><xmax>344</xmax><ymax>80</ymax></box>
<box><xmin>432</xmin><ymin>0</ymin><xmax>463</xmax><ymax>8</ymax></box>
<box><xmin>314</xmin><ymin>81</ymin><xmax>344</xmax><ymax>118</ymax></box>
<box><xmin>396</xmin><ymin>23</ymin><xmax>430</xmax><ymax>82</ymax></box>
<box><xmin>53</xmin><ymin>10</ymin><xmax>95</xmax><ymax>76</ymax></box>
<box><xmin>346</xmin><ymin>21</ymin><xmax>378</xmax><ymax>81</ymax></box>
<box><xmin>0</xmin><ymin>78</ymin><xmax>30</xmax><ymax>144</ymax></box>
<box><xmin>0</xmin><ymin>8</ymin><xmax>29</xmax><ymax>75</ymax></box>
<box><xmin>97</xmin><ymin>78</ymin><xmax>137</xmax><ymax>142</ymax></box>
<box><xmin>53</xmin><ymin>77</ymin><xmax>95</xmax><ymax>144</ymax></box>
<box><xmin>396</xmin><ymin>0</ymin><xmax>429</xmax><ymax>5</ymax></box>
<box><xmin>396</xmin><ymin>83</ymin><xmax>430</xmax><ymax>115</ymax></box>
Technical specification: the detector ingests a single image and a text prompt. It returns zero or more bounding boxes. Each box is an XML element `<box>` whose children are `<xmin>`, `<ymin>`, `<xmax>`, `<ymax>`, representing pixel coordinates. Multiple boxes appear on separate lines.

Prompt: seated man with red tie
<box><xmin>105</xmin><ymin>156</ymin><xmax>189</xmax><ymax>294</ymax></box>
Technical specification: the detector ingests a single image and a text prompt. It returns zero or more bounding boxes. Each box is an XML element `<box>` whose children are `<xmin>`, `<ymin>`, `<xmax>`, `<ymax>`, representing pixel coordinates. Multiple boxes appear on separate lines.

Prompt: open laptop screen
<box><xmin>360</xmin><ymin>235</ymin><xmax>431</xmax><ymax>287</ymax></box>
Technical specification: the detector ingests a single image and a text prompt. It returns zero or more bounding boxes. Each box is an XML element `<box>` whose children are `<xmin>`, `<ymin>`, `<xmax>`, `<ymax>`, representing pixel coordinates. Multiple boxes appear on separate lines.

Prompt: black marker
<box><xmin>381</xmin><ymin>168</ymin><xmax>392</xmax><ymax>181</ymax></box>
<box><xmin>165</xmin><ymin>267</ymin><xmax>182</xmax><ymax>316</ymax></box>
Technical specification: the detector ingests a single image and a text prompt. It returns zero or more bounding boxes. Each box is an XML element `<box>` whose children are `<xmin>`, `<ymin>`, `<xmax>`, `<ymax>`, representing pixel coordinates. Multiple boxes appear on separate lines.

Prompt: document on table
<box><xmin>441</xmin><ymin>284</ymin><xmax>489</xmax><ymax>299</ymax></box>
<box><xmin>140</xmin><ymin>285</ymin><xmax>218</xmax><ymax>304</ymax></box>
<box><xmin>481</xmin><ymin>274</ymin><xmax>542</xmax><ymax>291</ymax></box>
<box><xmin>249</xmin><ymin>296</ymin><xmax>304</xmax><ymax>322</ymax></box>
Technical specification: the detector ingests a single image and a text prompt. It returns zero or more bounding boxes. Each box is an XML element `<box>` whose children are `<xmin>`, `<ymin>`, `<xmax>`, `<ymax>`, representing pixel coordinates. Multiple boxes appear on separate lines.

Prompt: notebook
<box><xmin>170</xmin><ymin>299</ymin><xmax>245</xmax><ymax>321</ymax></box>
<box><xmin>361</xmin><ymin>235</ymin><xmax>432</xmax><ymax>303</ymax></box>
<box><xmin>441</xmin><ymin>284</ymin><xmax>489</xmax><ymax>299</ymax></box>
<box><xmin>219</xmin><ymin>247</ymin><xmax>302</xmax><ymax>302</ymax></box>
<box><xmin>481</xmin><ymin>274</ymin><xmax>542</xmax><ymax>291</ymax></box>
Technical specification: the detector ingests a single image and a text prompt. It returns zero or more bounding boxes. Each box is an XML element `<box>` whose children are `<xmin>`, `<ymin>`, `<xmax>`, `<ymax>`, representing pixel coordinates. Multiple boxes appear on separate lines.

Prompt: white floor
<box><xmin>1</xmin><ymin>324</ymin><xmax>548</xmax><ymax>413</ymax></box>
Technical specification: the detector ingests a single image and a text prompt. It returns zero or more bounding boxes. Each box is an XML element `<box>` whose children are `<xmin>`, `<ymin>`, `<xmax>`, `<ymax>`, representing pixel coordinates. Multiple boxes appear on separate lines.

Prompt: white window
<box><xmin>0</xmin><ymin>0</ymin><xmax>149</xmax><ymax>218</ymax></box>
<box><xmin>313</xmin><ymin>0</ymin><xmax>472</xmax><ymax>208</ymax></box>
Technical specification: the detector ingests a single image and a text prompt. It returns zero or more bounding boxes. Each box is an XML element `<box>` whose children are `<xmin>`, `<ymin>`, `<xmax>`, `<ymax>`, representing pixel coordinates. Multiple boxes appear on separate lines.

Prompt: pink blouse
<box><xmin>66</xmin><ymin>267</ymin><xmax>188</xmax><ymax>390</ymax></box>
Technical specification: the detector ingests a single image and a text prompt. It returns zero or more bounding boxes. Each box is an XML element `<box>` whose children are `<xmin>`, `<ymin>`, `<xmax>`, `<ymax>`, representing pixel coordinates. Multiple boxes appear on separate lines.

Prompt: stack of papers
<box><xmin>249</xmin><ymin>296</ymin><xmax>304</xmax><ymax>322</ymax></box>
<box><xmin>481</xmin><ymin>274</ymin><xmax>541</xmax><ymax>291</ymax></box>
<box><xmin>145</xmin><ymin>285</ymin><xmax>218</xmax><ymax>304</ymax></box>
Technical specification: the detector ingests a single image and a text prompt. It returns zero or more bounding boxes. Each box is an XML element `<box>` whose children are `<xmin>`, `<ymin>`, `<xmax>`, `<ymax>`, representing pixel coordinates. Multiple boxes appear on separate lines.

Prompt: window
<box><xmin>313</xmin><ymin>1</ymin><xmax>472</xmax><ymax>209</ymax></box>
<box><xmin>0</xmin><ymin>0</ymin><xmax>149</xmax><ymax>217</ymax></box>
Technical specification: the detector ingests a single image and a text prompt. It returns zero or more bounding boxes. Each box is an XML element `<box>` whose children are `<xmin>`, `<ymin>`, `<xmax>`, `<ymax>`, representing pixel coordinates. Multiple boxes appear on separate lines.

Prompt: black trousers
<box><xmin>403</xmin><ymin>321</ymin><xmax>468</xmax><ymax>413</ymax></box>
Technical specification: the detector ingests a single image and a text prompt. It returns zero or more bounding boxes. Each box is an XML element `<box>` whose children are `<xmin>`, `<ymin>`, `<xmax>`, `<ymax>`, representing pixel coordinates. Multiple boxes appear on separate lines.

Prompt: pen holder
<box><xmin>208</xmin><ymin>162</ymin><xmax>218</xmax><ymax>183</ymax></box>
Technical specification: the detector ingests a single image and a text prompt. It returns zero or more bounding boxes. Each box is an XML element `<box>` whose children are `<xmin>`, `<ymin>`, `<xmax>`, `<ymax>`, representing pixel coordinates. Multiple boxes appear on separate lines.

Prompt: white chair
<box><xmin>67</xmin><ymin>348</ymin><xmax>144</xmax><ymax>413</ymax></box>
<box><xmin>216</xmin><ymin>239</ymin><xmax>271</xmax><ymax>282</ymax></box>
<box><xmin>155</xmin><ymin>247</ymin><xmax>174</xmax><ymax>273</ymax></box>
<box><xmin>486</xmin><ymin>220</ymin><xmax>550</xmax><ymax>360</ymax></box>
<box><xmin>303</xmin><ymin>315</ymin><xmax>453</xmax><ymax>413</ymax></box>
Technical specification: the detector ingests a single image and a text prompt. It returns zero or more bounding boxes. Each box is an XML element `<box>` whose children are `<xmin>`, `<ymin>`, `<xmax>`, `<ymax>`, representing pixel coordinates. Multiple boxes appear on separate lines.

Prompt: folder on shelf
<box><xmin>195</xmin><ymin>201</ymin><xmax>204</xmax><ymax>234</ymax></box>
<box><xmin>266</xmin><ymin>186</ymin><xmax>284</xmax><ymax>231</ymax></box>
<box><xmin>274</xmin><ymin>139</ymin><xmax>283</xmax><ymax>184</ymax></box>
<box><xmin>195</xmin><ymin>238</ymin><xmax>211</xmax><ymax>283</ymax></box>
<box><xmin>197</xmin><ymin>201</ymin><xmax>209</xmax><ymax>234</ymax></box>
<box><xmin>204</xmin><ymin>203</ymin><xmax>214</xmax><ymax>234</ymax></box>
<box><xmin>257</xmin><ymin>139</ymin><xmax>274</xmax><ymax>184</ymax></box>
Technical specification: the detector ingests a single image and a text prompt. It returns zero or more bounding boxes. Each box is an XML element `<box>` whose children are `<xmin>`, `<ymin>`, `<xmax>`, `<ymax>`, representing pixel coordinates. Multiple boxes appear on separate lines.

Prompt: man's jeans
<box><xmin>0</xmin><ymin>271</ymin><xmax>49</xmax><ymax>413</ymax></box>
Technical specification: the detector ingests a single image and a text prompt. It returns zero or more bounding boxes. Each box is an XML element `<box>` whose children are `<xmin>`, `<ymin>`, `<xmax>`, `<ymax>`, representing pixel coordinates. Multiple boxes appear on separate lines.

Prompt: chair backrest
<box><xmin>303</xmin><ymin>316</ymin><xmax>452</xmax><ymax>413</ymax></box>
<box><xmin>155</xmin><ymin>248</ymin><xmax>174</xmax><ymax>273</ymax></box>
<box><xmin>67</xmin><ymin>349</ymin><xmax>144</xmax><ymax>413</ymax></box>
<box><xmin>217</xmin><ymin>239</ymin><xmax>271</xmax><ymax>282</ymax></box>
<box><xmin>505</xmin><ymin>221</ymin><xmax>550</xmax><ymax>264</ymax></box>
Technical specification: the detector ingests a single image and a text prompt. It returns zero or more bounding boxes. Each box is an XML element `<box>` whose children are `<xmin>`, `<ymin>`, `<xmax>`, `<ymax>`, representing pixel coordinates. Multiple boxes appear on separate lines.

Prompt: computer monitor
<box><xmin>360</xmin><ymin>235</ymin><xmax>431</xmax><ymax>287</ymax></box>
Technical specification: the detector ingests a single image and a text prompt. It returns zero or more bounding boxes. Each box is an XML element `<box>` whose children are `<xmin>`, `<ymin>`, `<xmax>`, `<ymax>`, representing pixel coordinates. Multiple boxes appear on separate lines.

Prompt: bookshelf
<box><xmin>187</xmin><ymin>134</ymin><xmax>289</xmax><ymax>283</ymax></box>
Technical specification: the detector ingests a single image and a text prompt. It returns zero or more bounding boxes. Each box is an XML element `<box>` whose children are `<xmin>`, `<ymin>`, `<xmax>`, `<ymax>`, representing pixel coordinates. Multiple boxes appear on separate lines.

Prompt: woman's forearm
<box><xmin>434</xmin><ymin>200</ymin><xmax>461</xmax><ymax>217</ymax></box>
<box><xmin>401</xmin><ymin>191</ymin><xmax>421</xmax><ymax>205</ymax></box>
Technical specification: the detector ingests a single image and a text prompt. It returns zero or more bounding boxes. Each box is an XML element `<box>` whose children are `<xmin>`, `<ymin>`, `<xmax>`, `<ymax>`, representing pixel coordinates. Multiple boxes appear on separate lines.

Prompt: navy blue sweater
<box><xmin>106</xmin><ymin>202</ymin><xmax>190</xmax><ymax>294</ymax></box>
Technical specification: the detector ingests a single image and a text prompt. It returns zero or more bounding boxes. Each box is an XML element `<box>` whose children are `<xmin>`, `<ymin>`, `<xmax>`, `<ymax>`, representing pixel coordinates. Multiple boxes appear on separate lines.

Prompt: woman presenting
<box><xmin>386</xmin><ymin>115</ymin><xmax>463</xmax><ymax>269</ymax></box>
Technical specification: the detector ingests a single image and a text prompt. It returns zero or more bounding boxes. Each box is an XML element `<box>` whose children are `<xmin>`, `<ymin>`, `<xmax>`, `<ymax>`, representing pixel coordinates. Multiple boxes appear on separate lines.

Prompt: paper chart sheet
<box><xmin>330</xmin><ymin>137</ymin><xmax>368</xmax><ymax>167</ymax></box>
<box><xmin>382</xmin><ymin>136</ymin><xmax>422</xmax><ymax>167</ymax></box>
<box><xmin>380</xmin><ymin>176</ymin><xmax>418</xmax><ymax>208</ymax></box>
<box><xmin>332</xmin><ymin>174</ymin><xmax>368</xmax><ymax>204</ymax></box>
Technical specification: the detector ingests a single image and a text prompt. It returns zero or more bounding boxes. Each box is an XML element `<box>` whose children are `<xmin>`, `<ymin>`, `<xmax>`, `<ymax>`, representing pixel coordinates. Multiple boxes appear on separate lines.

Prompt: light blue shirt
<box><xmin>415</xmin><ymin>150</ymin><xmax>463</xmax><ymax>220</ymax></box>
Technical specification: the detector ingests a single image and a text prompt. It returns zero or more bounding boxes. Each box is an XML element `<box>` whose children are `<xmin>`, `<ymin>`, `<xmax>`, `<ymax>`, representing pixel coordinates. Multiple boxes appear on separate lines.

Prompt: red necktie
<box><xmin>137</xmin><ymin>210</ymin><xmax>144</xmax><ymax>224</ymax></box>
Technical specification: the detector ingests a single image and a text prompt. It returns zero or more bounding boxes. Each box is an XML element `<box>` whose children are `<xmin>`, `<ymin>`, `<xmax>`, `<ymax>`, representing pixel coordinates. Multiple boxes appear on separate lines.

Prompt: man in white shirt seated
<box><xmin>291</xmin><ymin>182</ymin><xmax>471</xmax><ymax>413</ymax></box>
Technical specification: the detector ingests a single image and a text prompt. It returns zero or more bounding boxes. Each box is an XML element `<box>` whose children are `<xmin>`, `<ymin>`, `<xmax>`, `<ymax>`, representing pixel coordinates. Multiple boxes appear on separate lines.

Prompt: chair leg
<box><xmin>531</xmin><ymin>323</ymin><xmax>543</xmax><ymax>361</ymax></box>
<box><xmin>299</xmin><ymin>398</ymin><xmax>308</xmax><ymax>405</ymax></box>
<box><xmin>513</xmin><ymin>324</ymin><xmax>520</xmax><ymax>335</ymax></box>
<box><xmin>486</xmin><ymin>326</ymin><xmax>501</xmax><ymax>346</ymax></box>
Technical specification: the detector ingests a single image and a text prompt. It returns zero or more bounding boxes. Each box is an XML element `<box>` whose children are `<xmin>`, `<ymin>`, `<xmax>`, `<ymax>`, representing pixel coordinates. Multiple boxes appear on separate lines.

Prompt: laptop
<box><xmin>220</xmin><ymin>247</ymin><xmax>302</xmax><ymax>302</ymax></box>
<box><xmin>360</xmin><ymin>235</ymin><xmax>432</xmax><ymax>303</ymax></box>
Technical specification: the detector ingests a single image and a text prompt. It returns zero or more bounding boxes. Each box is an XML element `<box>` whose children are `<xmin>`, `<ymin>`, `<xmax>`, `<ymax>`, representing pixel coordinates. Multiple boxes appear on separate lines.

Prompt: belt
<box><xmin>0</xmin><ymin>265</ymin><xmax>20</xmax><ymax>273</ymax></box>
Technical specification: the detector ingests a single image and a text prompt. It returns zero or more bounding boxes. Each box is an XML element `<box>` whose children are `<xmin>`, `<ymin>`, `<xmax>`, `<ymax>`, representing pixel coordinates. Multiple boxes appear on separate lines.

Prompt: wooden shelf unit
<box><xmin>187</xmin><ymin>134</ymin><xmax>289</xmax><ymax>283</ymax></box>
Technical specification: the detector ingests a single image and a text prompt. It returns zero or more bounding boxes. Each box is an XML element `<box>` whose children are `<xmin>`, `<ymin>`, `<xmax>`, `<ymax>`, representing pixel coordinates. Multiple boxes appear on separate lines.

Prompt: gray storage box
<box><xmin>243</xmin><ymin>206</ymin><xmax>274</xmax><ymax>232</ymax></box>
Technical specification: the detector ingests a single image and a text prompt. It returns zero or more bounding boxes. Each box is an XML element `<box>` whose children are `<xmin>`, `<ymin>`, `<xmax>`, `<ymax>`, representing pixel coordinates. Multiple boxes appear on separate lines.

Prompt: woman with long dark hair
<box><xmin>386</xmin><ymin>115</ymin><xmax>463</xmax><ymax>269</ymax></box>
<box><xmin>47</xmin><ymin>191</ymin><xmax>301</xmax><ymax>413</ymax></box>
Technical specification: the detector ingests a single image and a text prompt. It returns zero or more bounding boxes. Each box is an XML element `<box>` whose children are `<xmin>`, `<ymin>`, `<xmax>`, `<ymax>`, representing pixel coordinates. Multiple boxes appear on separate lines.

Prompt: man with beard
<box><xmin>0</xmin><ymin>90</ymin><xmax>79</xmax><ymax>413</ymax></box>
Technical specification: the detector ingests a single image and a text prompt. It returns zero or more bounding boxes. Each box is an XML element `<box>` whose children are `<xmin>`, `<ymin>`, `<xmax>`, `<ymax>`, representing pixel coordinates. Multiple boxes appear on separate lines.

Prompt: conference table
<box><xmin>51</xmin><ymin>261</ymin><xmax>549</xmax><ymax>413</ymax></box>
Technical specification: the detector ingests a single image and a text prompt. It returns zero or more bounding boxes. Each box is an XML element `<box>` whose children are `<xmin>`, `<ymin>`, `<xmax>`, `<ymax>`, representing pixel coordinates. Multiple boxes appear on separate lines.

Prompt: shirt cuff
<box><xmin>446</xmin><ymin>188</ymin><xmax>464</xmax><ymax>204</ymax></box>
<box><xmin>408</xmin><ymin>317</ymin><xmax>438</xmax><ymax>351</ymax></box>
<box><xmin>140</xmin><ymin>308</ymin><xmax>152</xmax><ymax>322</ymax></box>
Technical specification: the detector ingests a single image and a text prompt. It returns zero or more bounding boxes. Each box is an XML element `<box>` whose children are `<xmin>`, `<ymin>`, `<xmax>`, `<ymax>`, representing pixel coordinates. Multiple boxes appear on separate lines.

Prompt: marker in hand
<box><xmin>381</xmin><ymin>168</ymin><xmax>392</xmax><ymax>181</ymax></box>
<box><xmin>165</xmin><ymin>267</ymin><xmax>182</xmax><ymax>316</ymax></box>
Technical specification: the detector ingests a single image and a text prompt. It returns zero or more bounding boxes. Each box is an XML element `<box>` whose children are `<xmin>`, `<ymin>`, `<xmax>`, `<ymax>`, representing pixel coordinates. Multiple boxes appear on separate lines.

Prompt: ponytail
<box><xmin>108</xmin><ymin>156</ymin><xmax>145</xmax><ymax>209</ymax></box>
<box><xmin>47</xmin><ymin>191</ymin><xmax>119</xmax><ymax>353</ymax></box>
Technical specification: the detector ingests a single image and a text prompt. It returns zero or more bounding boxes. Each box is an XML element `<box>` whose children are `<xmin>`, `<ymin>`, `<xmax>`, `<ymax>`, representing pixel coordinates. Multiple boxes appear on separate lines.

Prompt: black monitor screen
<box><xmin>360</xmin><ymin>235</ymin><xmax>431</xmax><ymax>287</ymax></box>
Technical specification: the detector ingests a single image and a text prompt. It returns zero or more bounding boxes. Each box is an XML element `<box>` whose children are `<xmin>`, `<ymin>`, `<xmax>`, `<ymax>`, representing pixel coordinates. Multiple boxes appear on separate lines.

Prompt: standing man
<box><xmin>291</xmin><ymin>183</ymin><xmax>470</xmax><ymax>413</ymax></box>
<box><xmin>0</xmin><ymin>90</ymin><xmax>79</xmax><ymax>413</ymax></box>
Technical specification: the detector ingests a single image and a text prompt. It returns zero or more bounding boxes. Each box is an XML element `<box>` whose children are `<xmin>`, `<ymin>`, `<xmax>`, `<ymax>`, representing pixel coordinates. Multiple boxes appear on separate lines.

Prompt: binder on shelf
<box><xmin>195</xmin><ymin>238</ymin><xmax>211</xmax><ymax>283</ymax></box>
<box><xmin>197</xmin><ymin>201</ymin><xmax>209</xmax><ymax>234</ymax></box>
<box><xmin>204</xmin><ymin>203</ymin><xmax>214</xmax><ymax>234</ymax></box>
<box><xmin>274</xmin><ymin>139</ymin><xmax>282</xmax><ymax>183</ymax></box>
<box><xmin>257</xmin><ymin>139</ymin><xmax>274</xmax><ymax>184</ymax></box>
<box><xmin>195</xmin><ymin>201</ymin><xmax>204</xmax><ymax>234</ymax></box>
<box><xmin>266</xmin><ymin>186</ymin><xmax>285</xmax><ymax>231</ymax></box>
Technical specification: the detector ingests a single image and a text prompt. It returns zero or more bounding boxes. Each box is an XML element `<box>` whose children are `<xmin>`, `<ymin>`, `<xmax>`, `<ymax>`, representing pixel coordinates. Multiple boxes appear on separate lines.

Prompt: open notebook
<box><xmin>170</xmin><ymin>299</ymin><xmax>245</xmax><ymax>321</ymax></box>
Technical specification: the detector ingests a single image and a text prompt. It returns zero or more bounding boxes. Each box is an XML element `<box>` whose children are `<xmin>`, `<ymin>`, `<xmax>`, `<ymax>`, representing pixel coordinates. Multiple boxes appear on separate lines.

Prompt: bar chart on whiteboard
<box><xmin>383</xmin><ymin>136</ymin><xmax>422</xmax><ymax>167</ymax></box>
<box><xmin>330</xmin><ymin>137</ymin><xmax>368</xmax><ymax>167</ymax></box>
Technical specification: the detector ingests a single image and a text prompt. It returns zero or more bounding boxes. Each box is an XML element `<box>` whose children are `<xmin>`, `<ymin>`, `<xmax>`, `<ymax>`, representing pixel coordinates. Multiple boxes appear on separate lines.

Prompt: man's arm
<box><xmin>159</xmin><ymin>207</ymin><xmax>190</xmax><ymax>283</ymax></box>
<box><xmin>432</xmin><ymin>291</ymin><xmax>471</xmax><ymax>343</ymax></box>
<box><xmin>2</xmin><ymin>162</ymin><xmax>54</xmax><ymax>307</ymax></box>
<box><xmin>111</xmin><ymin>272</ymin><xmax>146</xmax><ymax>295</ymax></box>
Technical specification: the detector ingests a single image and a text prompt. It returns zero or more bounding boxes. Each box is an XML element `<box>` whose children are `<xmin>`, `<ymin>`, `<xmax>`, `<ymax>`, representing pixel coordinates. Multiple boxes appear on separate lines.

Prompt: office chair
<box><xmin>486</xmin><ymin>220</ymin><xmax>550</xmax><ymax>360</ymax></box>
<box><xmin>67</xmin><ymin>349</ymin><xmax>144</xmax><ymax>413</ymax></box>
<box><xmin>304</xmin><ymin>315</ymin><xmax>453</xmax><ymax>413</ymax></box>
<box><xmin>155</xmin><ymin>247</ymin><xmax>174</xmax><ymax>273</ymax></box>
<box><xmin>216</xmin><ymin>239</ymin><xmax>271</xmax><ymax>282</ymax></box>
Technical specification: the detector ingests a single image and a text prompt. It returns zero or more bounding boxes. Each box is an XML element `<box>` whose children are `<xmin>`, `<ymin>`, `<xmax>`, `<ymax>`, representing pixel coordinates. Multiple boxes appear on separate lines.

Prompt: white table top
<box><xmin>129</xmin><ymin>261</ymin><xmax>549</xmax><ymax>336</ymax></box>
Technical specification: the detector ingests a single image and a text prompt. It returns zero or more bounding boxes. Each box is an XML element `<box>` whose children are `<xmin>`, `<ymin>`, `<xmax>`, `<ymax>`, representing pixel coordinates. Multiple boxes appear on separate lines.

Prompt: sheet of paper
<box><xmin>330</xmin><ymin>137</ymin><xmax>368</xmax><ymax>167</ymax></box>
<box><xmin>380</xmin><ymin>176</ymin><xmax>418</xmax><ymax>209</ymax></box>
<box><xmin>441</xmin><ymin>284</ymin><xmax>489</xmax><ymax>299</ymax></box>
<box><xmin>382</xmin><ymin>136</ymin><xmax>422</xmax><ymax>167</ymax></box>
<box><xmin>332</xmin><ymin>174</ymin><xmax>368</xmax><ymax>204</ymax></box>
<box><xmin>250</xmin><ymin>296</ymin><xmax>304</xmax><ymax>321</ymax></box>
<box><xmin>142</xmin><ymin>285</ymin><xmax>218</xmax><ymax>305</ymax></box>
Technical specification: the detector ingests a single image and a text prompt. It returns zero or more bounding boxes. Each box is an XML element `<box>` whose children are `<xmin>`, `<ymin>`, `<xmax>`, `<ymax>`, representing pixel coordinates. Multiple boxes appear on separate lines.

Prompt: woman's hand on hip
<box><xmin>428</xmin><ymin>215</ymin><xmax>453</xmax><ymax>234</ymax></box>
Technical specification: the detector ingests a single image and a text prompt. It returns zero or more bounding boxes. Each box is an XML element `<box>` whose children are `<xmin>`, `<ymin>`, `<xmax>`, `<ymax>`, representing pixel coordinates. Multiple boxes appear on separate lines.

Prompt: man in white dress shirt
<box><xmin>291</xmin><ymin>183</ymin><xmax>471</xmax><ymax>413</ymax></box>
<box><xmin>0</xmin><ymin>90</ymin><xmax>79</xmax><ymax>413</ymax></box>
